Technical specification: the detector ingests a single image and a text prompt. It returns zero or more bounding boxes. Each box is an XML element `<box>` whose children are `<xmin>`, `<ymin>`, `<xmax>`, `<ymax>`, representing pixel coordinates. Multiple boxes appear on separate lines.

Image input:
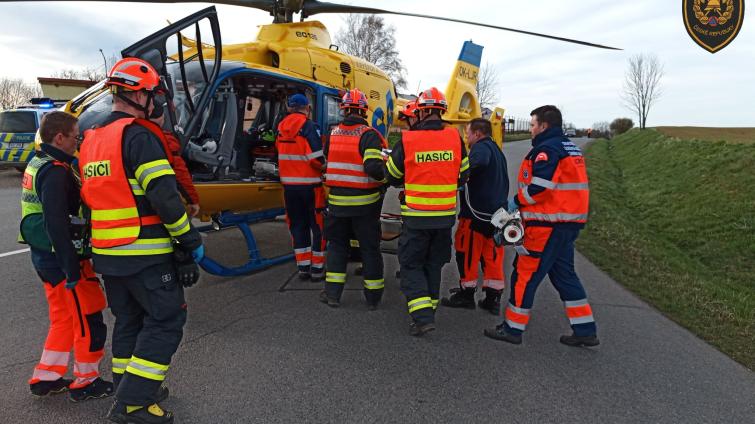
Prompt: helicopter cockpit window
<box><xmin>76</xmin><ymin>91</ymin><xmax>113</xmax><ymax>134</ymax></box>
<box><xmin>183</xmin><ymin>72</ymin><xmax>315</xmax><ymax>182</ymax></box>
<box><xmin>325</xmin><ymin>96</ymin><xmax>341</xmax><ymax>132</ymax></box>
<box><xmin>167</xmin><ymin>61</ymin><xmax>212</xmax><ymax>132</ymax></box>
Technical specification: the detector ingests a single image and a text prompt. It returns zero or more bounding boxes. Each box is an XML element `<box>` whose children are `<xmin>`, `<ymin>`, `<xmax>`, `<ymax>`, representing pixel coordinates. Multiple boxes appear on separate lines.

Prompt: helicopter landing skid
<box><xmin>197</xmin><ymin>208</ymin><xmax>294</xmax><ymax>277</ymax></box>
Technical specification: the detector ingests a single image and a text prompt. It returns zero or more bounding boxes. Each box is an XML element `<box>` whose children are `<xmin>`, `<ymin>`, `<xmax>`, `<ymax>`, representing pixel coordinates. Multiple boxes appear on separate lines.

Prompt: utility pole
<box><xmin>99</xmin><ymin>49</ymin><xmax>108</xmax><ymax>74</ymax></box>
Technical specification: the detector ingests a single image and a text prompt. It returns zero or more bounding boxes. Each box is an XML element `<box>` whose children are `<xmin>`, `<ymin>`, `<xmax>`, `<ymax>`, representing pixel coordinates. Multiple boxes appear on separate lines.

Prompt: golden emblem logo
<box><xmin>683</xmin><ymin>0</ymin><xmax>745</xmax><ymax>53</ymax></box>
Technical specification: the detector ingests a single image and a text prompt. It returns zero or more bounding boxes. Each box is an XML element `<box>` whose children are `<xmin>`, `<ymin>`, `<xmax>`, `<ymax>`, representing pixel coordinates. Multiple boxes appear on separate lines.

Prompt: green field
<box><xmin>504</xmin><ymin>132</ymin><xmax>531</xmax><ymax>142</ymax></box>
<box><xmin>656</xmin><ymin>126</ymin><xmax>755</xmax><ymax>144</ymax></box>
<box><xmin>578</xmin><ymin>128</ymin><xmax>755</xmax><ymax>369</ymax></box>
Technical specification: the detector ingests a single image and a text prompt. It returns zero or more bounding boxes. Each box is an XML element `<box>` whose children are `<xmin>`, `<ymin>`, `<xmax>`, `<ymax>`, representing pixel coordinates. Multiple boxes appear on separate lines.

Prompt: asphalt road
<box><xmin>0</xmin><ymin>138</ymin><xmax>753</xmax><ymax>423</ymax></box>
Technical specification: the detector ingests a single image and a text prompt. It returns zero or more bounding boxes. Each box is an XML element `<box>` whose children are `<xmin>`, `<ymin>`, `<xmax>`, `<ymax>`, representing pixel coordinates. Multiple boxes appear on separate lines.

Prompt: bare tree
<box><xmin>52</xmin><ymin>53</ymin><xmax>118</xmax><ymax>82</ymax></box>
<box><xmin>621</xmin><ymin>53</ymin><xmax>663</xmax><ymax>129</ymax></box>
<box><xmin>0</xmin><ymin>78</ymin><xmax>42</xmax><ymax>110</ymax></box>
<box><xmin>476</xmin><ymin>62</ymin><xmax>500</xmax><ymax>108</ymax></box>
<box><xmin>335</xmin><ymin>14</ymin><xmax>408</xmax><ymax>89</ymax></box>
<box><xmin>53</xmin><ymin>66</ymin><xmax>105</xmax><ymax>82</ymax></box>
<box><xmin>591</xmin><ymin>121</ymin><xmax>611</xmax><ymax>139</ymax></box>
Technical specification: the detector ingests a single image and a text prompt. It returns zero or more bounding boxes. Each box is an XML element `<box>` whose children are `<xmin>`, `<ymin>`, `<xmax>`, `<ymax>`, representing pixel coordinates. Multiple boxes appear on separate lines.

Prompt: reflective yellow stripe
<box><xmin>460</xmin><ymin>157</ymin><xmax>470</xmax><ymax>173</ymax></box>
<box><xmin>431</xmin><ymin>299</ymin><xmax>439</xmax><ymax>310</ymax></box>
<box><xmin>387</xmin><ymin>157</ymin><xmax>403</xmax><ymax>178</ymax></box>
<box><xmin>404</xmin><ymin>183</ymin><xmax>456</xmax><ymax>192</ymax></box>
<box><xmin>363</xmin><ymin>149</ymin><xmax>384</xmax><ymax>161</ymax></box>
<box><xmin>128</xmin><ymin>178</ymin><xmax>145</xmax><ymax>195</ymax></box>
<box><xmin>364</xmin><ymin>279</ymin><xmax>385</xmax><ymax>290</ymax></box>
<box><xmin>400</xmin><ymin>205</ymin><xmax>456</xmax><ymax>217</ymax></box>
<box><xmin>112</xmin><ymin>357</ymin><xmax>130</xmax><ymax>375</ymax></box>
<box><xmin>164</xmin><ymin>213</ymin><xmax>190</xmax><ymax>237</ymax></box>
<box><xmin>326</xmin><ymin>272</ymin><xmax>346</xmax><ymax>283</ymax></box>
<box><xmin>91</xmin><ymin>225</ymin><xmax>141</xmax><ymax>240</ymax></box>
<box><xmin>91</xmin><ymin>207</ymin><xmax>139</xmax><ymax>221</ymax></box>
<box><xmin>135</xmin><ymin>159</ymin><xmax>174</xmax><ymax>189</ymax></box>
<box><xmin>328</xmin><ymin>192</ymin><xmax>381</xmax><ymax>206</ymax></box>
<box><xmin>405</xmin><ymin>195</ymin><xmax>456</xmax><ymax>206</ymax></box>
<box><xmin>125</xmin><ymin>356</ymin><xmax>169</xmax><ymax>381</ymax></box>
<box><xmin>92</xmin><ymin>238</ymin><xmax>173</xmax><ymax>256</ymax></box>
<box><xmin>408</xmin><ymin>296</ymin><xmax>433</xmax><ymax>313</ymax></box>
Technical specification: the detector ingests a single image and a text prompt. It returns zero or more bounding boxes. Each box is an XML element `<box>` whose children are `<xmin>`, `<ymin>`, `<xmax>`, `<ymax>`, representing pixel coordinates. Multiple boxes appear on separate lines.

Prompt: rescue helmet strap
<box><xmin>116</xmin><ymin>90</ymin><xmax>154</xmax><ymax>119</ymax></box>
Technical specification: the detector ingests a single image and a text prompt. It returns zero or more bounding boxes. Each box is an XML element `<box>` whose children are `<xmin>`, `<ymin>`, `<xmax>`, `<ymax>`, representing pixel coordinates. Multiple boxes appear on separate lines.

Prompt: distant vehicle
<box><xmin>0</xmin><ymin>98</ymin><xmax>60</xmax><ymax>172</ymax></box>
<box><xmin>565</xmin><ymin>128</ymin><xmax>577</xmax><ymax>137</ymax></box>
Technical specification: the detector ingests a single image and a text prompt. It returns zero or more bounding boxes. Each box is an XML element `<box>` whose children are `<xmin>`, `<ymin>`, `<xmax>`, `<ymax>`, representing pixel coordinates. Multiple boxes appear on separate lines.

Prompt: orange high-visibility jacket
<box><xmin>517</xmin><ymin>139</ymin><xmax>589</xmax><ymax>224</ymax></box>
<box><xmin>401</xmin><ymin>126</ymin><xmax>462</xmax><ymax>217</ymax></box>
<box><xmin>79</xmin><ymin>118</ymin><xmax>167</xmax><ymax>251</ymax></box>
<box><xmin>325</xmin><ymin>124</ymin><xmax>386</xmax><ymax>190</ymax></box>
<box><xmin>276</xmin><ymin>113</ymin><xmax>323</xmax><ymax>185</ymax></box>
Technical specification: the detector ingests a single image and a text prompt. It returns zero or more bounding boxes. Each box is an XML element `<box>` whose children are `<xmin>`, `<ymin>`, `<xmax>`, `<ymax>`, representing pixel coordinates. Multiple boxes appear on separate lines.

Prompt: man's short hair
<box><xmin>530</xmin><ymin>105</ymin><xmax>562</xmax><ymax>129</ymax></box>
<box><xmin>468</xmin><ymin>118</ymin><xmax>492</xmax><ymax>137</ymax></box>
<box><xmin>39</xmin><ymin>111</ymin><xmax>78</xmax><ymax>144</ymax></box>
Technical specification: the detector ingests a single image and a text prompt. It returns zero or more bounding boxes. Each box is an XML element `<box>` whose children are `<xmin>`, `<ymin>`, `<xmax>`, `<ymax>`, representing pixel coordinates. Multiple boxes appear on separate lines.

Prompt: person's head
<box><xmin>287</xmin><ymin>93</ymin><xmax>311</xmax><ymax>116</ymax></box>
<box><xmin>416</xmin><ymin>87</ymin><xmax>447</xmax><ymax>122</ymax></box>
<box><xmin>529</xmin><ymin>105</ymin><xmax>562</xmax><ymax>138</ymax></box>
<box><xmin>107</xmin><ymin>57</ymin><xmax>165</xmax><ymax>119</ymax></box>
<box><xmin>340</xmin><ymin>88</ymin><xmax>368</xmax><ymax>118</ymax></box>
<box><xmin>39</xmin><ymin>111</ymin><xmax>80</xmax><ymax>155</ymax></box>
<box><xmin>398</xmin><ymin>100</ymin><xmax>419</xmax><ymax>128</ymax></box>
<box><xmin>466</xmin><ymin>118</ymin><xmax>492</xmax><ymax>145</ymax></box>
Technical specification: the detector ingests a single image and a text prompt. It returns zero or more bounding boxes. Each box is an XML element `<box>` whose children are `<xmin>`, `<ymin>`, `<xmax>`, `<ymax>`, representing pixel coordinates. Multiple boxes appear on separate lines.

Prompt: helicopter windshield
<box><xmin>167</xmin><ymin>60</ymin><xmax>247</xmax><ymax>132</ymax></box>
<box><xmin>167</xmin><ymin>60</ymin><xmax>211</xmax><ymax>131</ymax></box>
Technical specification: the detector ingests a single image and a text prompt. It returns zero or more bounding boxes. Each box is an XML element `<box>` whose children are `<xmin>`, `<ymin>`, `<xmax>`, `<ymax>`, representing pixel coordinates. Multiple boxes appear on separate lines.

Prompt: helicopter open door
<box><xmin>120</xmin><ymin>6</ymin><xmax>222</xmax><ymax>144</ymax></box>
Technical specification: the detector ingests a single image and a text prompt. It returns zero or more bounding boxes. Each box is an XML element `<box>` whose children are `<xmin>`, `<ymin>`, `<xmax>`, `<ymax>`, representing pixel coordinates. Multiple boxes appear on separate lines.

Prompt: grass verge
<box><xmin>578</xmin><ymin>129</ymin><xmax>754</xmax><ymax>369</ymax></box>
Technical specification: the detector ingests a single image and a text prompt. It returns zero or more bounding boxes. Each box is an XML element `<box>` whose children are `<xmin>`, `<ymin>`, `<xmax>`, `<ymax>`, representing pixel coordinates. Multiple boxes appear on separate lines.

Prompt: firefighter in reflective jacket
<box><xmin>276</xmin><ymin>94</ymin><xmax>326</xmax><ymax>281</ymax></box>
<box><xmin>79</xmin><ymin>58</ymin><xmax>204</xmax><ymax>424</ymax></box>
<box><xmin>386</xmin><ymin>87</ymin><xmax>470</xmax><ymax>336</ymax></box>
<box><xmin>19</xmin><ymin>111</ymin><xmax>112</xmax><ymax>401</ymax></box>
<box><xmin>320</xmin><ymin>89</ymin><xmax>387</xmax><ymax>309</ymax></box>
<box><xmin>484</xmin><ymin>105</ymin><xmax>599</xmax><ymax>347</ymax></box>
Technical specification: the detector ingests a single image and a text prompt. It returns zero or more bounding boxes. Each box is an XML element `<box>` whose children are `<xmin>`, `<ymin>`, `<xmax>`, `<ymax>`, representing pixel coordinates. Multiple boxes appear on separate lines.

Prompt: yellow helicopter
<box><xmin>24</xmin><ymin>0</ymin><xmax>618</xmax><ymax>275</ymax></box>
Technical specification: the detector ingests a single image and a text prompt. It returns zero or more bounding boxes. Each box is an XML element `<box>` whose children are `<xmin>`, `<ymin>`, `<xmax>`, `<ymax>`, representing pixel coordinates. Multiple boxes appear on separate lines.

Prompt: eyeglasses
<box><xmin>74</xmin><ymin>134</ymin><xmax>84</xmax><ymax>143</ymax></box>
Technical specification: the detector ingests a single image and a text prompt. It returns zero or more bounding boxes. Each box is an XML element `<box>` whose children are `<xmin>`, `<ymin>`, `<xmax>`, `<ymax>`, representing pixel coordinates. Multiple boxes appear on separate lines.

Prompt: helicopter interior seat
<box><xmin>185</xmin><ymin>84</ymin><xmax>239</xmax><ymax>179</ymax></box>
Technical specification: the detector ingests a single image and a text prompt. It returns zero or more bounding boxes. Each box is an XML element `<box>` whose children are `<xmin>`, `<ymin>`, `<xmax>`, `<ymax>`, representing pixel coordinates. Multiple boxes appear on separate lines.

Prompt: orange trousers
<box><xmin>454</xmin><ymin>218</ymin><xmax>505</xmax><ymax>290</ymax></box>
<box><xmin>30</xmin><ymin>260</ymin><xmax>107</xmax><ymax>389</ymax></box>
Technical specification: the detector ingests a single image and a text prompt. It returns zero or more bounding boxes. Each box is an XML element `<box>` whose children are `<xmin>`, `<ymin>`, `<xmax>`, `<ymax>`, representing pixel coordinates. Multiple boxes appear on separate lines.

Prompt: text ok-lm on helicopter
<box><xmin>57</xmin><ymin>0</ymin><xmax>618</xmax><ymax>276</ymax></box>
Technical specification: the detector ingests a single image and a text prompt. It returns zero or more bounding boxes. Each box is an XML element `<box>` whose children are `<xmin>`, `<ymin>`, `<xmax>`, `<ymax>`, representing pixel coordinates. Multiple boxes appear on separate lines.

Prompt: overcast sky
<box><xmin>0</xmin><ymin>0</ymin><xmax>753</xmax><ymax>128</ymax></box>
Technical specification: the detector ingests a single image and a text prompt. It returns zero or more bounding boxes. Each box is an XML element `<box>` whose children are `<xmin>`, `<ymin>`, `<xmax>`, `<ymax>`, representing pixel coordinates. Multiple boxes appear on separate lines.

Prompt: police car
<box><xmin>0</xmin><ymin>98</ymin><xmax>60</xmax><ymax>172</ymax></box>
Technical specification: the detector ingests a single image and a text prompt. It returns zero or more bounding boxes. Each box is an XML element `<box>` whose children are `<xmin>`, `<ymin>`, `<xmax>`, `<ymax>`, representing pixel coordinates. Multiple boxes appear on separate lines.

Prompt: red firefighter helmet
<box><xmin>398</xmin><ymin>100</ymin><xmax>418</xmax><ymax>121</ymax></box>
<box><xmin>416</xmin><ymin>87</ymin><xmax>448</xmax><ymax>113</ymax></box>
<box><xmin>340</xmin><ymin>88</ymin><xmax>369</xmax><ymax>111</ymax></box>
<box><xmin>106</xmin><ymin>58</ymin><xmax>162</xmax><ymax>92</ymax></box>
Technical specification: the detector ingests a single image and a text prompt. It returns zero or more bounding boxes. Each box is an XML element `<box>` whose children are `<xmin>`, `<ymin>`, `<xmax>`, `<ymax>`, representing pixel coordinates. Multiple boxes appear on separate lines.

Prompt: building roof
<box><xmin>37</xmin><ymin>77</ymin><xmax>97</xmax><ymax>88</ymax></box>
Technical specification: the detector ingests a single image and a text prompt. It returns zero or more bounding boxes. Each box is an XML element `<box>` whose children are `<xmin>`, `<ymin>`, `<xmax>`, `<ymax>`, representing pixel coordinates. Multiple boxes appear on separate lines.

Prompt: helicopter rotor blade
<box><xmin>300</xmin><ymin>0</ymin><xmax>621</xmax><ymax>50</ymax></box>
<box><xmin>0</xmin><ymin>0</ymin><xmax>279</xmax><ymax>11</ymax></box>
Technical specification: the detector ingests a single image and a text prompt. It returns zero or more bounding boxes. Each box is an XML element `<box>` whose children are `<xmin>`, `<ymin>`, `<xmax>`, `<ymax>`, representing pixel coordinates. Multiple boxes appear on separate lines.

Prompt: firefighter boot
<box><xmin>107</xmin><ymin>401</ymin><xmax>174</xmax><ymax>424</ymax></box>
<box><xmin>560</xmin><ymin>334</ymin><xmax>600</xmax><ymax>347</ymax></box>
<box><xmin>409</xmin><ymin>322</ymin><xmax>436</xmax><ymax>337</ymax></box>
<box><xmin>478</xmin><ymin>288</ymin><xmax>503</xmax><ymax>315</ymax></box>
<box><xmin>440</xmin><ymin>287</ymin><xmax>476</xmax><ymax>309</ymax></box>
<box><xmin>319</xmin><ymin>290</ymin><xmax>340</xmax><ymax>308</ymax></box>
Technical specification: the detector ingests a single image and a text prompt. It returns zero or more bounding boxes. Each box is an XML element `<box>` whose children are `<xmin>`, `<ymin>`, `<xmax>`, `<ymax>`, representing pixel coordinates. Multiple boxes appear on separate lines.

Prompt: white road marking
<box><xmin>0</xmin><ymin>248</ymin><xmax>30</xmax><ymax>258</ymax></box>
